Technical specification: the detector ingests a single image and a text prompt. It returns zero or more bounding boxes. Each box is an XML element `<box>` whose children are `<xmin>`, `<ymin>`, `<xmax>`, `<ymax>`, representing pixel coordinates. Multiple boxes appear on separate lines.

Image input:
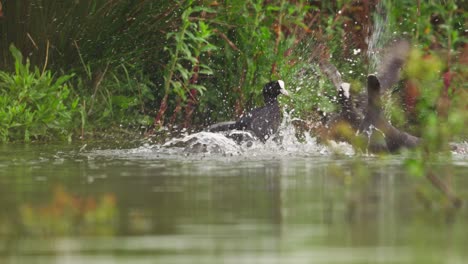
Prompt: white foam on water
<box><xmin>85</xmin><ymin>123</ymin><xmax>467</xmax><ymax>162</ymax></box>
<box><xmin>452</xmin><ymin>141</ymin><xmax>468</xmax><ymax>165</ymax></box>
<box><xmin>151</xmin><ymin>111</ymin><xmax>355</xmax><ymax>159</ymax></box>
<box><xmin>85</xmin><ymin>109</ymin><xmax>357</xmax><ymax>160</ymax></box>
<box><xmin>163</xmin><ymin>131</ymin><xmax>242</xmax><ymax>156</ymax></box>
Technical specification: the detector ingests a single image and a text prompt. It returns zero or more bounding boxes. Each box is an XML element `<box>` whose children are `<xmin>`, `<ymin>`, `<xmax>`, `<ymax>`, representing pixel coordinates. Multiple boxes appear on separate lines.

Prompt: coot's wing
<box><xmin>248</xmin><ymin>105</ymin><xmax>281</xmax><ymax>140</ymax></box>
<box><xmin>235</xmin><ymin>107</ymin><xmax>263</xmax><ymax>130</ymax></box>
<box><xmin>377</xmin><ymin>39</ymin><xmax>410</xmax><ymax>91</ymax></box>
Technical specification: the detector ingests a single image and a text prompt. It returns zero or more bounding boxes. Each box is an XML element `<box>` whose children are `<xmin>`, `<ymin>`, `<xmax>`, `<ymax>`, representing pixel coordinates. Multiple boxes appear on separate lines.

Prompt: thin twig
<box><xmin>87</xmin><ymin>63</ymin><xmax>110</xmax><ymax>115</ymax></box>
<box><xmin>27</xmin><ymin>33</ymin><xmax>39</xmax><ymax>50</ymax></box>
<box><xmin>73</xmin><ymin>40</ymin><xmax>92</xmax><ymax>79</ymax></box>
<box><xmin>41</xmin><ymin>40</ymin><xmax>50</xmax><ymax>75</ymax></box>
<box><xmin>81</xmin><ymin>99</ymin><xmax>86</xmax><ymax>139</ymax></box>
<box><xmin>213</xmin><ymin>29</ymin><xmax>239</xmax><ymax>51</ymax></box>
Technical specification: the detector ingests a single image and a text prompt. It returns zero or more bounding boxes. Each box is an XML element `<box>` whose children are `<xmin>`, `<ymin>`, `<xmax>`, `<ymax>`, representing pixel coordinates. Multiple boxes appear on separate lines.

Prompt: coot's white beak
<box><xmin>278</xmin><ymin>80</ymin><xmax>289</xmax><ymax>96</ymax></box>
<box><xmin>340</xmin><ymin>82</ymin><xmax>351</xmax><ymax>98</ymax></box>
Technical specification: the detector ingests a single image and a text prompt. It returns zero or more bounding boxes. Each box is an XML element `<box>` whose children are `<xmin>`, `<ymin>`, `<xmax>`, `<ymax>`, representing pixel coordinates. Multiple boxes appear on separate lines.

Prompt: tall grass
<box><xmin>1</xmin><ymin>1</ymin><xmax>178</xmax><ymax>73</ymax></box>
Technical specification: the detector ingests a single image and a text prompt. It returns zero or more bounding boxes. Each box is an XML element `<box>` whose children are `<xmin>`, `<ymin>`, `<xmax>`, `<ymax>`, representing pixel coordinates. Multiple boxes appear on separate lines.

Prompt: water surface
<box><xmin>0</xmin><ymin>140</ymin><xmax>467</xmax><ymax>264</ymax></box>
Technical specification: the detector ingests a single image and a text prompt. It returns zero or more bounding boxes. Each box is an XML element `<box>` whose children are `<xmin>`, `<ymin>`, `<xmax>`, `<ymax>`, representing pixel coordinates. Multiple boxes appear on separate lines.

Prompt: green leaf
<box><xmin>199</xmin><ymin>64</ymin><xmax>213</xmax><ymax>75</ymax></box>
<box><xmin>190</xmin><ymin>84</ymin><xmax>207</xmax><ymax>94</ymax></box>
<box><xmin>176</xmin><ymin>64</ymin><xmax>190</xmax><ymax>81</ymax></box>
<box><xmin>404</xmin><ymin>158</ymin><xmax>424</xmax><ymax>178</ymax></box>
<box><xmin>9</xmin><ymin>44</ymin><xmax>23</xmax><ymax>66</ymax></box>
<box><xmin>54</xmin><ymin>74</ymin><xmax>74</xmax><ymax>87</ymax></box>
<box><xmin>191</xmin><ymin>6</ymin><xmax>216</xmax><ymax>14</ymax></box>
<box><xmin>266</xmin><ymin>5</ymin><xmax>281</xmax><ymax>11</ymax></box>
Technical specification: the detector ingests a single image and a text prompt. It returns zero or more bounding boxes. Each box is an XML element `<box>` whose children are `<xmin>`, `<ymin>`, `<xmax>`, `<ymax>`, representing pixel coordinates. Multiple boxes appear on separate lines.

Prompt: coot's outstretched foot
<box><xmin>207</xmin><ymin>80</ymin><xmax>289</xmax><ymax>142</ymax></box>
<box><xmin>360</xmin><ymin>75</ymin><xmax>421</xmax><ymax>152</ymax></box>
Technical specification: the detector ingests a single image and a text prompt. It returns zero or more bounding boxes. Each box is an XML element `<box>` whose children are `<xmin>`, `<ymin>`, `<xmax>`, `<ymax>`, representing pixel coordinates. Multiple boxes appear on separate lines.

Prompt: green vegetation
<box><xmin>0</xmin><ymin>45</ymin><xmax>78</xmax><ymax>142</ymax></box>
<box><xmin>0</xmin><ymin>0</ymin><xmax>466</xmax><ymax>144</ymax></box>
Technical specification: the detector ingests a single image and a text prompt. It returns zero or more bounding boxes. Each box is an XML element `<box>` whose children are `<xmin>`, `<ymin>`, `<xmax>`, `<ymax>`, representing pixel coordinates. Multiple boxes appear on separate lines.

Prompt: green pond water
<box><xmin>0</xmin><ymin>141</ymin><xmax>467</xmax><ymax>264</ymax></box>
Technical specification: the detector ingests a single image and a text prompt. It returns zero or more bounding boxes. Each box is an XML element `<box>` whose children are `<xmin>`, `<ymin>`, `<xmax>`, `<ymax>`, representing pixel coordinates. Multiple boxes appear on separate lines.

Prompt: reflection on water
<box><xmin>18</xmin><ymin>185</ymin><xmax>117</xmax><ymax>236</ymax></box>
<box><xmin>0</xmin><ymin>143</ymin><xmax>467</xmax><ymax>264</ymax></box>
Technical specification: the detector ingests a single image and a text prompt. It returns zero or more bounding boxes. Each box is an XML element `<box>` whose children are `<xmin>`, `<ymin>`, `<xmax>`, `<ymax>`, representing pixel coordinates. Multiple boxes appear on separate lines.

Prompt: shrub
<box><xmin>0</xmin><ymin>45</ymin><xmax>79</xmax><ymax>142</ymax></box>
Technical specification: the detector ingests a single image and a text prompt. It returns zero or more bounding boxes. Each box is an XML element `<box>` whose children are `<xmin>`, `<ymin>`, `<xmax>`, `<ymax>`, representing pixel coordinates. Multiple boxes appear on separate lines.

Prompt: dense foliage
<box><xmin>0</xmin><ymin>0</ymin><xmax>466</xmax><ymax>143</ymax></box>
<box><xmin>0</xmin><ymin>45</ymin><xmax>78</xmax><ymax>141</ymax></box>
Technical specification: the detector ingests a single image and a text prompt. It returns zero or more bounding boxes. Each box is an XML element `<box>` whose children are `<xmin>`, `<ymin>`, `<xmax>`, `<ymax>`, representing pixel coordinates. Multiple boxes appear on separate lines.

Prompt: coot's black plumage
<box><xmin>319</xmin><ymin>39</ymin><xmax>420</xmax><ymax>152</ymax></box>
<box><xmin>359</xmin><ymin>75</ymin><xmax>420</xmax><ymax>152</ymax></box>
<box><xmin>208</xmin><ymin>80</ymin><xmax>289</xmax><ymax>141</ymax></box>
<box><xmin>328</xmin><ymin>82</ymin><xmax>363</xmax><ymax>130</ymax></box>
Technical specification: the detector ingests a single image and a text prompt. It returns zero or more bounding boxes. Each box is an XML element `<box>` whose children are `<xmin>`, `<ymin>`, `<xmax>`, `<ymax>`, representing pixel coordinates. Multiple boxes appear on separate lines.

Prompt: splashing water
<box><xmin>87</xmin><ymin>110</ymin><xmax>355</xmax><ymax>160</ymax></box>
<box><xmin>85</xmin><ymin>113</ymin><xmax>468</xmax><ymax>160</ymax></box>
<box><xmin>367</xmin><ymin>0</ymin><xmax>389</xmax><ymax>73</ymax></box>
<box><xmin>173</xmin><ymin>110</ymin><xmax>353</xmax><ymax>157</ymax></box>
<box><xmin>163</xmin><ymin>131</ymin><xmax>242</xmax><ymax>156</ymax></box>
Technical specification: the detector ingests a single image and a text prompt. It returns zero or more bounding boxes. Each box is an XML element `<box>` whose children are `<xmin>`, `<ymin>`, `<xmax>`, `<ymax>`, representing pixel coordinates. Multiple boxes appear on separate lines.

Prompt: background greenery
<box><xmin>0</xmin><ymin>0</ymin><xmax>466</xmax><ymax>143</ymax></box>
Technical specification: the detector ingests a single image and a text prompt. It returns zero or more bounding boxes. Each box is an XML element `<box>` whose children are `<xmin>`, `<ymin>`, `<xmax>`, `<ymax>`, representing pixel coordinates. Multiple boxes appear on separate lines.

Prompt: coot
<box><xmin>208</xmin><ymin>80</ymin><xmax>289</xmax><ymax>141</ymax></box>
<box><xmin>359</xmin><ymin>75</ymin><xmax>420</xmax><ymax>152</ymax></box>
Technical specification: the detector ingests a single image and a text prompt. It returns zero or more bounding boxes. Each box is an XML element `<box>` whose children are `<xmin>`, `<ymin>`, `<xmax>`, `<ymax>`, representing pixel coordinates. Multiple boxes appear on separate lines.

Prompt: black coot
<box><xmin>359</xmin><ymin>75</ymin><xmax>421</xmax><ymax>152</ymax></box>
<box><xmin>208</xmin><ymin>80</ymin><xmax>289</xmax><ymax>141</ymax></box>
